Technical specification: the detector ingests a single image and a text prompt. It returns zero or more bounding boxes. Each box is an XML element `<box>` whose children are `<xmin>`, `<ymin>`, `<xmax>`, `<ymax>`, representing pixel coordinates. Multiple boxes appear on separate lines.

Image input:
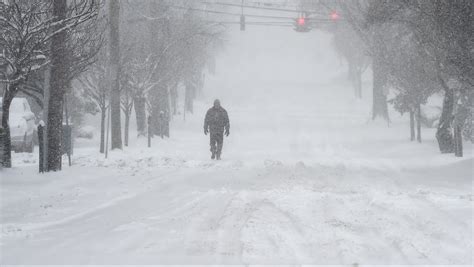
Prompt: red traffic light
<box><xmin>297</xmin><ymin>17</ymin><xmax>306</xmax><ymax>26</ymax></box>
<box><xmin>330</xmin><ymin>11</ymin><xmax>340</xmax><ymax>21</ymax></box>
<box><xmin>295</xmin><ymin>16</ymin><xmax>310</xmax><ymax>32</ymax></box>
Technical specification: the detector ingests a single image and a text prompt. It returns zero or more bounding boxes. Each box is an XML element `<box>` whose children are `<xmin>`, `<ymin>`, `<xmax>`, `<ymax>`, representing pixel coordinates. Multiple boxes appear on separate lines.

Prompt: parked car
<box><xmin>0</xmin><ymin>97</ymin><xmax>37</xmax><ymax>153</ymax></box>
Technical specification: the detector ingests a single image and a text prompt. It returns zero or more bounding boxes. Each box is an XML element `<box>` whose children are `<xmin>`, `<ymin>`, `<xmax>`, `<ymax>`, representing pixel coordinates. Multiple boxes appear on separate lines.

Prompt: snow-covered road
<box><xmin>1</xmin><ymin>84</ymin><xmax>472</xmax><ymax>265</ymax></box>
<box><xmin>1</xmin><ymin>151</ymin><xmax>472</xmax><ymax>265</ymax></box>
<box><xmin>1</xmin><ymin>27</ymin><xmax>473</xmax><ymax>265</ymax></box>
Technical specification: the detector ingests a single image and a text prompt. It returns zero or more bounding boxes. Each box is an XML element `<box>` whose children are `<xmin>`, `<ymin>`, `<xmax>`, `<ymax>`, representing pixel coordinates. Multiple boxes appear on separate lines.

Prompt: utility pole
<box><xmin>240</xmin><ymin>0</ymin><xmax>245</xmax><ymax>31</ymax></box>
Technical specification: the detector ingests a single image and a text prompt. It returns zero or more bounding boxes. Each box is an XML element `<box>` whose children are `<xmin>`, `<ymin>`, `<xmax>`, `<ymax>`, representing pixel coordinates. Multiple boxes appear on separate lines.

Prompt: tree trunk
<box><xmin>170</xmin><ymin>83</ymin><xmax>178</xmax><ymax>115</ymax></box>
<box><xmin>150</xmin><ymin>85</ymin><xmax>170</xmax><ymax>136</ymax></box>
<box><xmin>416</xmin><ymin>103</ymin><xmax>422</xmax><ymax>143</ymax></box>
<box><xmin>42</xmin><ymin>66</ymin><xmax>51</xmax><ymax>172</ymax></box>
<box><xmin>147</xmin><ymin>116</ymin><xmax>152</xmax><ymax>148</ymax></box>
<box><xmin>410</xmin><ymin>109</ymin><xmax>415</xmax><ymax>141</ymax></box>
<box><xmin>454</xmin><ymin>124</ymin><xmax>463</xmax><ymax>157</ymax></box>
<box><xmin>109</xmin><ymin>0</ymin><xmax>122</xmax><ymax>150</ymax></box>
<box><xmin>372</xmin><ymin>54</ymin><xmax>389</xmax><ymax>121</ymax></box>
<box><xmin>124</xmin><ymin>113</ymin><xmax>130</xmax><ymax>147</ymax></box>
<box><xmin>134</xmin><ymin>96</ymin><xmax>147</xmax><ymax>137</ymax></box>
<box><xmin>1</xmin><ymin>88</ymin><xmax>15</xmax><ymax>168</ymax></box>
<box><xmin>355</xmin><ymin>68</ymin><xmax>362</xmax><ymax>99</ymax></box>
<box><xmin>47</xmin><ymin>0</ymin><xmax>68</xmax><ymax>171</ymax></box>
<box><xmin>349</xmin><ymin>62</ymin><xmax>362</xmax><ymax>99</ymax></box>
<box><xmin>148</xmin><ymin>1</ymin><xmax>170</xmax><ymax>136</ymax></box>
<box><xmin>100</xmin><ymin>107</ymin><xmax>106</xmax><ymax>153</ymax></box>
<box><xmin>185</xmin><ymin>83</ymin><xmax>195</xmax><ymax>114</ymax></box>
<box><xmin>197</xmin><ymin>73</ymin><xmax>204</xmax><ymax>97</ymax></box>
<box><xmin>453</xmin><ymin>94</ymin><xmax>468</xmax><ymax>157</ymax></box>
<box><xmin>436</xmin><ymin>89</ymin><xmax>455</xmax><ymax>153</ymax></box>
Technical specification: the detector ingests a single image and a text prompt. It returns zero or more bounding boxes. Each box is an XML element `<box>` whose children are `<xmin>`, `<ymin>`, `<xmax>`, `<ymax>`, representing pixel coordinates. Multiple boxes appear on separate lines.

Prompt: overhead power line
<box><xmin>203</xmin><ymin>21</ymin><xmax>295</xmax><ymax>28</ymax></box>
<box><xmin>164</xmin><ymin>4</ymin><xmax>296</xmax><ymax>20</ymax></box>
<box><xmin>202</xmin><ymin>1</ymin><xmax>329</xmax><ymax>16</ymax></box>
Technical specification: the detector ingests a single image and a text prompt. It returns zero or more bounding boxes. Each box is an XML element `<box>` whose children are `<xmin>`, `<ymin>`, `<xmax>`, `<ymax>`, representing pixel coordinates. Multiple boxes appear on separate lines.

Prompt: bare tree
<box><xmin>399</xmin><ymin>0</ymin><xmax>473</xmax><ymax>156</ymax></box>
<box><xmin>0</xmin><ymin>0</ymin><xmax>100</xmax><ymax>168</ymax></box>
<box><xmin>300</xmin><ymin>0</ymin><xmax>369</xmax><ymax>99</ymax></box>
<box><xmin>334</xmin><ymin>0</ymin><xmax>404</xmax><ymax>121</ymax></box>
<box><xmin>127</xmin><ymin>55</ymin><xmax>161</xmax><ymax>137</ymax></box>
<box><xmin>120</xmin><ymin>67</ymin><xmax>134</xmax><ymax>147</ymax></box>
<box><xmin>332</xmin><ymin>25</ymin><xmax>370</xmax><ymax>98</ymax></box>
<box><xmin>79</xmin><ymin>63</ymin><xmax>108</xmax><ymax>153</ymax></box>
<box><xmin>47</xmin><ymin>0</ymin><xmax>102</xmax><ymax>171</ymax></box>
<box><xmin>112</xmin><ymin>0</ymin><xmax>225</xmax><ymax>141</ymax></box>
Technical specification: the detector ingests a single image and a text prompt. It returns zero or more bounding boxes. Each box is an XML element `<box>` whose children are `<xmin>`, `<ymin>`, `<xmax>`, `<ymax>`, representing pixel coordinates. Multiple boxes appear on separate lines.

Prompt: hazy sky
<box><xmin>206</xmin><ymin>24</ymin><xmax>344</xmax><ymax>103</ymax></box>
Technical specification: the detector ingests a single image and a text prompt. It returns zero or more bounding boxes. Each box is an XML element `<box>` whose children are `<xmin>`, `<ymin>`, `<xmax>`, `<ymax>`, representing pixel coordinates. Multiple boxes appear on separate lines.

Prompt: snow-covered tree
<box><xmin>401</xmin><ymin>0</ymin><xmax>473</xmax><ymax>156</ymax></box>
<box><xmin>125</xmin><ymin>55</ymin><xmax>161</xmax><ymax>138</ymax></box>
<box><xmin>121</xmin><ymin>0</ymin><xmax>224</xmax><ymax>137</ymax></box>
<box><xmin>336</xmin><ymin>0</ymin><xmax>404</xmax><ymax>121</ymax></box>
<box><xmin>387</xmin><ymin>39</ymin><xmax>440</xmax><ymax>142</ymax></box>
<box><xmin>332</xmin><ymin>25</ymin><xmax>369</xmax><ymax>98</ymax></box>
<box><xmin>79</xmin><ymin>63</ymin><xmax>108</xmax><ymax>153</ymax></box>
<box><xmin>0</xmin><ymin>0</ymin><xmax>100</xmax><ymax>168</ymax></box>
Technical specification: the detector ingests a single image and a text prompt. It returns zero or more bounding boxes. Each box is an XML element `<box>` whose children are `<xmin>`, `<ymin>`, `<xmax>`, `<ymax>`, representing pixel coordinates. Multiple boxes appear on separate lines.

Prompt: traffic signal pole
<box><xmin>240</xmin><ymin>0</ymin><xmax>245</xmax><ymax>31</ymax></box>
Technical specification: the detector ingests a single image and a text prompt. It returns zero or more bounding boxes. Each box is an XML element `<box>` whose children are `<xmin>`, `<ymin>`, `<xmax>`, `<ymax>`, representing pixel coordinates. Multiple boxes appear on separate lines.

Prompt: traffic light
<box><xmin>297</xmin><ymin>17</ymin><xmax>306</xmax><ymax>26</ymax></box>
<box><xmin>330</xmin><ymin>11</ymin><xmax>340</xmax><ymax>21</ymax></box>
<box><xmin>295</xmin><ymin>16</ymin><xmax>310</xmax><ymax>32</ymax></box>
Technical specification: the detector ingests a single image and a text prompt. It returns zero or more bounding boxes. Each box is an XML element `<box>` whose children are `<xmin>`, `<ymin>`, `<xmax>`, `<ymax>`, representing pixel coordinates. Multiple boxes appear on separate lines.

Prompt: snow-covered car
<box><xmin>0</xmin><ymin>97</ymin><xmax>36</xmax><ymax>153</ymax></box>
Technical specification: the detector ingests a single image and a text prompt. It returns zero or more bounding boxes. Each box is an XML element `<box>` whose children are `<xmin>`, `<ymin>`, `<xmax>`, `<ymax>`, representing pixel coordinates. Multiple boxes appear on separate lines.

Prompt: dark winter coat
<box><xmin>204</xmin><ymin>106</ymin><xmax>230</xmax><ymax>133</ymax></box>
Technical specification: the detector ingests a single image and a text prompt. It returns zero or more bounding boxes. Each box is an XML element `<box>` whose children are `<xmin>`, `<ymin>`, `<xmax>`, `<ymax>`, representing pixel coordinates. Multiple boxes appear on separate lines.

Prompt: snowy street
<box><xmin>1</xmin><ymin>4</ymin><xmax>473</xmax><ymax>264</ymax></box>
<box><xmin>2</xmin><ymin>157</ymin><xmax>472</xmax><ymax>264</ymax></box>
<box><xmin>2</xmin><ymin>81</ymin><xmax>472</xmax><ymax>264</ymax></box>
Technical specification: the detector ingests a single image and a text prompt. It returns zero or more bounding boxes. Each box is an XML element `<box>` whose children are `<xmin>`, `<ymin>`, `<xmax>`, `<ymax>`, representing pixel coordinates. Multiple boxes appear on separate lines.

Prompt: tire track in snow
<box><xmin>1</xmin><ymin>169</ymin><xmax>181</xmax><ymax>239</ymax></box>
<box><xmin>361</xmin><ymin>191</ymin><xmax>470</xmax><ymax>264</ymax></box>
<box><xmin>1</xmin><ymin>192</ymin><xmax>138</xmax><ymax>233</ymax></box>
<box><xmin>214</xmin><ymin>192</ymin><xmax>311</xmax><ymax>264</ymax></box>
<box><xmin>240</xmin><ymin>199</ymin><xmax>312</xmax><ymax>263</ymax></box>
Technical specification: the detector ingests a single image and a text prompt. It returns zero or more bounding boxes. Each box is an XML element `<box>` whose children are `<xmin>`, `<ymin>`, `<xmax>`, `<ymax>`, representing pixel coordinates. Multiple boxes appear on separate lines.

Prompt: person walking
<box><xmin>204</xmin><ymin>99</ymin><xmax>230</xmax><ymax>160</ymax></box>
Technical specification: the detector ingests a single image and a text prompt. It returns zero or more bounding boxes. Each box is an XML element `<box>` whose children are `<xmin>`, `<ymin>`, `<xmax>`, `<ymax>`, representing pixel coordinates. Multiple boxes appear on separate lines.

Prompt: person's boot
<box><xmin>216</xmin><ymin>152</ymin><xmax>221</xmax><ymax>160</ymax></box>
<box><xmin>211</xmin><ymin>150</ymin><xmax>216</xmax><ymax>160</ymax></box>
